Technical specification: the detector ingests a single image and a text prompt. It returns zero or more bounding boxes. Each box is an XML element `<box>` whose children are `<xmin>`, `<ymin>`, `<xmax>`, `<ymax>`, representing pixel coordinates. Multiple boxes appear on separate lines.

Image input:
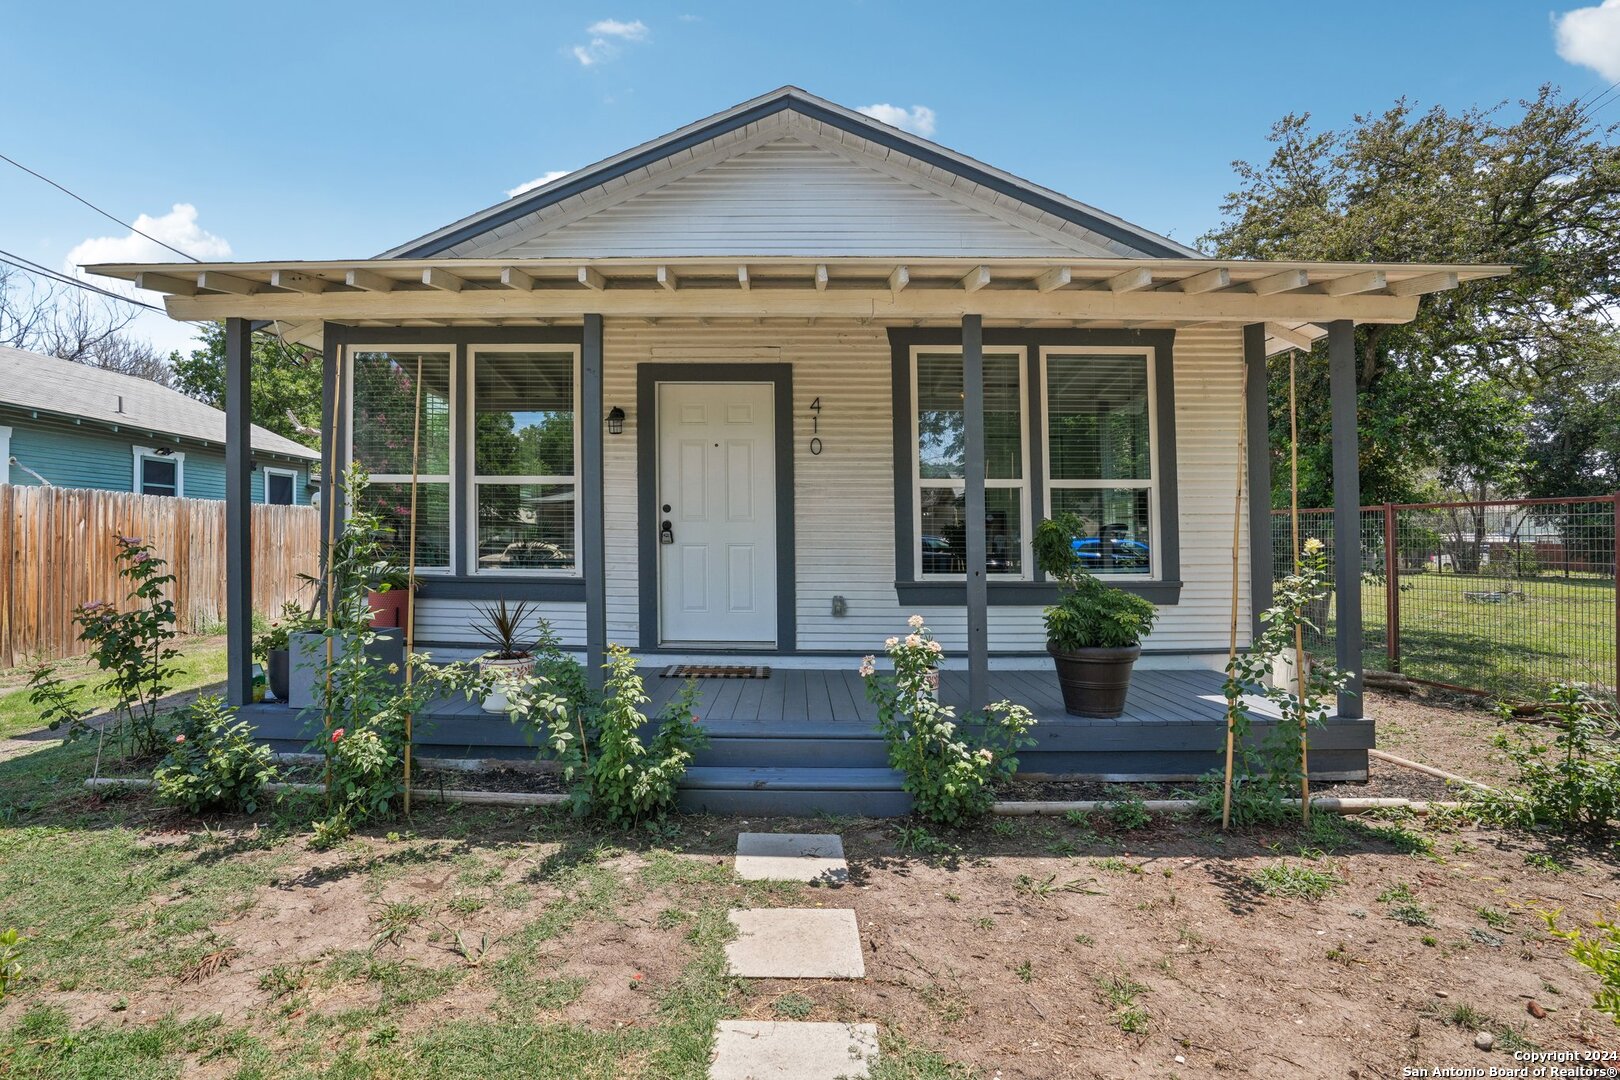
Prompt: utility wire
<box><xmin>0</xmin><ymin>151</ymin><xmax>202</xmax><ymax>262</ymax></box>
<box><xmin>0</xmin><ymin>247</ymin><xmax>166</xmax><ymax>313</ymax></box>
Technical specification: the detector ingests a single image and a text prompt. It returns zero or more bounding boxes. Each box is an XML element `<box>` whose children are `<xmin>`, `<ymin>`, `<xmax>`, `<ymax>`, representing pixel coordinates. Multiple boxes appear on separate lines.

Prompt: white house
<box><xmin>93</xmin><ymin>87</ymin><xmax>1507</xmax><ymax>801</ymax></box>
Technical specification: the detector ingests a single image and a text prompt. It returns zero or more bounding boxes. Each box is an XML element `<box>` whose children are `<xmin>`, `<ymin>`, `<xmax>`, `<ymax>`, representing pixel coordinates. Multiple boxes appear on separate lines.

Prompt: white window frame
<box><xmin>0</xmin><ymin>425</ymin><xmax>10</xmax><ymax>484</ymax></box>
<box><xmin>1039</xmin><ymin>345</ymin><xmax>1160</xmax><ymax>580</ymax></box>
<box><xmin>465</xmin><ymin>344</ymin><xmax>583</xmax><ymax>578</ymax></box>
<box><xmin>131</xmin><ymin>445</ymin><xmax>184</xmax><ymax>497</ymax></box>
<box><xmin>910</xmin><ymin>344</ymin><xmax>1032</xmax><ymax>582</ymax></box>
<box><xmin>345</xmin><ymin>345</ymin><xmax>457</xmax><ymax>574</ymax></box>
<box><xmin>262</xmin><ymin>465</ymin><xmax>299</xmax><ymax>505</ymax></box>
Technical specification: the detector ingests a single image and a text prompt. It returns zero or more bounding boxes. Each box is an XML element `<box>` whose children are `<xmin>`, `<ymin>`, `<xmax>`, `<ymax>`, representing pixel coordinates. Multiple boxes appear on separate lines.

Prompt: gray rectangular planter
<box><xmin>287</xmin><ymin>629</ymin><xmax>405</xmax><ymax>710</ymax></box>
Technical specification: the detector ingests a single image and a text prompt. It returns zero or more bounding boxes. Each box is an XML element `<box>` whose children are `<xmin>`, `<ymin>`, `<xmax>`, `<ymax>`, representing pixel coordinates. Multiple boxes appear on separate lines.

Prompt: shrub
<box><xmin>24</xmin><ymin>660</ymin><xmax>92</xmax><ymax>743</ymax></box>
<box><xmin>1470</xmin><ymin>683</ymin><xmax>1619</xmax><ymax>839</ymax></box>
<box><xmin>69</xmin><ymin>535</ymin><xmax>182</xmax><ymax>755</ymax></box>
<box><xmin>153</xmin><ymin>696</ymin><xmax>278</xmax><ymax>815</ymax></box>
<box><xmin>0</xmin><ymin>929</ymin><xmax>23</xmax><ymax>1003</ymax></box>
<box><xmin>1544</xmin><ymin>907</ymin><xmax>1620</xmax><ymax>1025</ymax></box>
<box><xmin>305</xmin><ymin>466</ymin><xmax>489</xmax><ymax>843</ymax></box>
<box><xmin>584</xmin><ymin>645</ymin><xmax>705</xmax><ymax>825</ymax></box>
<box><xmin>1032</xmin><ymin>515</ymin><xmax>1157</xmax><ymax>650</ymax></box>
<box><xmin>1206</xmin><ymin>537</ymin><xmax>1349</xmax><ymax>826</ymax></box>
<box><xmin>860</xmin><ymin>617</ymin><xmax>1036</xmax><ymax>825</ymax></box>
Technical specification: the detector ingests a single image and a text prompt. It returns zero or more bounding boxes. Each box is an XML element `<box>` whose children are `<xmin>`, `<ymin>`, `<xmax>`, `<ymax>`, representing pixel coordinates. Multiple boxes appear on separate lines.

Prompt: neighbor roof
<box><xmin>0</xmin><ymin>346</ymin><xmax>319</xmax><ymax>461</ymax></box>
<box><xmin>381</xmin><ymin>86</ymin><xmax>1203</xmax><ymax>262</ymax></box>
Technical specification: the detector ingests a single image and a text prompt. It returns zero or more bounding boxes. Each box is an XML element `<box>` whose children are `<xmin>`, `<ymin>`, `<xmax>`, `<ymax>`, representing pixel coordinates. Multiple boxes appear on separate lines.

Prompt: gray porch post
<box><xmin>582</xmin><ymin>314</ymin><xmax>607</xmax><ymax>691</ymax></box>
<box><xmin>224</xmin><ymin>317</ymin><xmax>254</xmax><ymax>706</ymax></box>
<box><xmin>1327</xmin><ymin>320</ymin><xmax>1364</xmax><ymax>718</ymax></box>
<box><xmin>1243</xmin><ymin>325</ymin><xmax>1273</xmax><ymax>640</ymax></box>
<box><xmin>962</xmin><ymin>315</ymin><xmax>989</xmax><ymax>710</ymax></box>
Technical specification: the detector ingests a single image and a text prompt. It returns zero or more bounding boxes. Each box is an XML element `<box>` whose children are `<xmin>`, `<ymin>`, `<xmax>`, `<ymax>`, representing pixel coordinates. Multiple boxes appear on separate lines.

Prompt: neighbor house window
<box><xmin>349</xmin><ymin>349</ymin><xmax>454</xmax><ymax>571</ymax></box>
<box><xmin>263</xmin><ymin>467</ymin><xmax>297</xmax><ymax>505</ymax></box>
<box><xmin>132</xmin><ymin>446</ymin><xmax>183</xmax><ymax>497</ymax></box>
<box><xmin>913</xmin><ymin>347</ymin><xmax>1028</xmax><ymax>579</ymax></box>
<box><xmin>1043</xmin><ymin>349</ymin><xmax>1156</xmax><ymax>576</ymax></box>
<box><xmin>470</xmin><ymin>348</ymin><xmax>579</xmax><ymax>574</ymax></box>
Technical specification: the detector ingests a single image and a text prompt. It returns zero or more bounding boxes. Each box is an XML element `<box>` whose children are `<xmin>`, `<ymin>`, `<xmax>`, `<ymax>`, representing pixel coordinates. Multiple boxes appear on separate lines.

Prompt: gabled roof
<box><xmin>382</xmin><ymin>86</ymin><xmax>1201</xmax><ymax>262</ymax></box>
<box><xmin>0</xmin><ymin>346</ymin><xmax>320</xmax><ymax>461</ymax></box>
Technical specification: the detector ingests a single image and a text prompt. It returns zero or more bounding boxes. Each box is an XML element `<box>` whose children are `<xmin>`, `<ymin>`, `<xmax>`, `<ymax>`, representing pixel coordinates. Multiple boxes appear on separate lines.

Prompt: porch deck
<box><xmin>240</xmin><ymin>665</ymin><xmax>1371</xmax><ymax>815</ymax></box>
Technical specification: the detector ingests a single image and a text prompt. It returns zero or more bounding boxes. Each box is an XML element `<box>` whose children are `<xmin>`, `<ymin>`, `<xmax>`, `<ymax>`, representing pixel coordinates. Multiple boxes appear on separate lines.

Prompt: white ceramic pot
<box><xmin>479</xmin><ymin>654</ymin><xmax>536</xmax><ymax>713</ymax></box>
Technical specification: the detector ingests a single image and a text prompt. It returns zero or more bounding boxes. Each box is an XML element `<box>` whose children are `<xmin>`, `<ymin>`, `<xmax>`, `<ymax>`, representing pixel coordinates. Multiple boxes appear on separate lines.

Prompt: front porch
<box><xmin>239</xmin><ymin>663</ymin><xmax>1373</xmax><ymax>815</ymax></box>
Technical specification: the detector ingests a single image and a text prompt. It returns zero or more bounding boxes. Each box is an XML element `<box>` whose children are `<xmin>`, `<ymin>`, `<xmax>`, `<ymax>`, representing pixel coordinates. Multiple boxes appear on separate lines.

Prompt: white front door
<box><xmin>657</xmin><ymin>382</ymin><xmax>777</xmax><ymax>646</ymax></box>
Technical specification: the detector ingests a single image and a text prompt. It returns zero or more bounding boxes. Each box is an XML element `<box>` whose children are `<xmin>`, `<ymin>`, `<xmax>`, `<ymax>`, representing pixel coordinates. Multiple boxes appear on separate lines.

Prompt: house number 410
<box><xmin>808</xmin><ymin>397</ymin><xmax>823</xmax><ymax>455</ymax></box>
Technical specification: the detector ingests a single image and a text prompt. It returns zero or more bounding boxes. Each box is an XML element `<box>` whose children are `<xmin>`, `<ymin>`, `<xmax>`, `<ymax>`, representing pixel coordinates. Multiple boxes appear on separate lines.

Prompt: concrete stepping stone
<box><xmin>710</xmin><ymin>1020</ymin><xmax>878</xmax><ymax>1079</ymax></box>
<box><xmin>726</xmin><ymin>908</ymin><xmax>865</xmax><ymax>978</ymax></box>
<box><xmin>735</xmin><ymin>832</ymin><xmax>848</xmax><ymax>883</ymax></box>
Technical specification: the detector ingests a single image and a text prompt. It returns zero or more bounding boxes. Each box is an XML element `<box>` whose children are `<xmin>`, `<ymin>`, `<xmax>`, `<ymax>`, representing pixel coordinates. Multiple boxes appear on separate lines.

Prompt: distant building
<box><xmin>0</xmin><ymin>345</ymin><xmax>319</xmax><ymax>502</ymax></box>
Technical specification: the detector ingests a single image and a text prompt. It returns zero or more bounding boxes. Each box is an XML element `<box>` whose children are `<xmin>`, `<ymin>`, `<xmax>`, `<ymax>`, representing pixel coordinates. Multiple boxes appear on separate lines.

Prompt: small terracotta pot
<box><xmin>367</xmin><ymin>589</ymin><xmax>407</xmax><ymax>628</ymax></box>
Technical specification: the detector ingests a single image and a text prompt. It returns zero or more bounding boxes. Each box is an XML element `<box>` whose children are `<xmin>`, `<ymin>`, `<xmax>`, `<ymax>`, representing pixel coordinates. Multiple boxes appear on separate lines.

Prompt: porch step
<box><xmin>678</xmin><ymin>766</ymin><xmax>912</xmax><ymax>817</ymax></box>
<box><xmin>692</xmin><ymin>725</ymin><xmax>889</xmax><ymax>769</ymax></box>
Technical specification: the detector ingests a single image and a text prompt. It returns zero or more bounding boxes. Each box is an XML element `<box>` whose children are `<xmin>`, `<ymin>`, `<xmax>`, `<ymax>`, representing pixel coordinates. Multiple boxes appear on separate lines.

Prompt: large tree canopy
<box><xmin>171</xmin><ymin>323</ymin><xmax>322</xmax><ymax>449</ymax></box>
<box><xmin>1201</xmin><ymin>86</ymin><xmax>1620</xmax><ymax>506</ymax></box>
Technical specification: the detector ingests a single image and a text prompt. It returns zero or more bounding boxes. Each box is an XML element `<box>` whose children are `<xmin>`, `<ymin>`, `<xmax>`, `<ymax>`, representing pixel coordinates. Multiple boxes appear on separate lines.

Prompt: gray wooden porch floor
<box><xmin>636</xmin><ymin>666</ymin><xmax>1292</xmax><ymax>728</ymax></box>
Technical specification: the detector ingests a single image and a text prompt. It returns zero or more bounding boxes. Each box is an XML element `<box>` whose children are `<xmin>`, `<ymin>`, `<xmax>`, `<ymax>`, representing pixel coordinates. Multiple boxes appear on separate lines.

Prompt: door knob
<box><xmin>659</xmin><ymin>520</ymin><xmax>674</xmax><ymax>545</ymax></box>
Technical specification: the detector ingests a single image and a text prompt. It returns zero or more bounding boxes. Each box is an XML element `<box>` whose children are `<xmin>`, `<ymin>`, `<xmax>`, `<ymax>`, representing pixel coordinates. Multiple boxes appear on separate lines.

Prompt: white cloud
<box><xmin>65</xmin><ymin>203</ymin><xmax>233</xmax><ymax>358</ymax></box>
<box><xmin>571</xmin><ymin>18</ymin><xmax>649</xmax><ymax>65</ymax></box>
<box><xmin>588</xmin><ymin>18</ymin><xmax>648</xmax><ymax>40</ymax></box>
<box><xmin>1555</xmin><ymin>0</ymin><xmax>1620</xmax><ymax>81</ymax></box>
<box><xmin>856</xmin><ymin>103</ymin><xmax>937</xmax><ymax>137</ymax></box>
<box><xmin>506</xmin><ymin>170</ymin><xmax>573</xmax><ymax>198</ymax></box>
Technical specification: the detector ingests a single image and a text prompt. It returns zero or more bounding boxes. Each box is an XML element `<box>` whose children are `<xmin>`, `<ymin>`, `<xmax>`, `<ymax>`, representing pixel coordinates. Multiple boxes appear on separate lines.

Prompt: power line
<box><xmin>0</xmin><ymin>151</ymin><xmax>202</xmax><ymax>262</ymax></box>
<box><xmin>0</xmin><ymin>248</ymin><xmax>166</xmax><ymax>313</ymax></box>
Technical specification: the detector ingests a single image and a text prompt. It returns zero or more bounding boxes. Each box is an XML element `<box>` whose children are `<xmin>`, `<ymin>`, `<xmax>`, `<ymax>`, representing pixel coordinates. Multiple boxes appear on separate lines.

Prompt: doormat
<box><xmin>661</xmin><ymin>665</ymin><xmax>772</xmax><ymax>679</ymax></box>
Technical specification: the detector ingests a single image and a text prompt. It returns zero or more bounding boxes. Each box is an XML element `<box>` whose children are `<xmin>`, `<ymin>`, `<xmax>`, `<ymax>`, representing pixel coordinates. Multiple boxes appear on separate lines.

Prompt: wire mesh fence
<box><xmin>1272</xmin><ymin>496</ymin><xmax>1618</xmax><ymax>704</ymax></box>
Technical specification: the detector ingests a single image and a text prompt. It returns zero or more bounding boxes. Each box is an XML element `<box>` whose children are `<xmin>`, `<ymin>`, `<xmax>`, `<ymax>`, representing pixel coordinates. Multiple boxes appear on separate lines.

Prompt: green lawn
<box><xmin>1309</xmin><ymin>570</ymin><xmax>1617</xmax><ymax>701</ymax></box>
<box><xmin>0</xmin><ymin>637</ymin><xmax>230</xmax><ymax>740</ymax></box>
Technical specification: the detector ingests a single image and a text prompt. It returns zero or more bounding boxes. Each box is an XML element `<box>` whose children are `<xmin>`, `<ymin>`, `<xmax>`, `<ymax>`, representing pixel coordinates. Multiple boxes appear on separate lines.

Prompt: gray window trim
<box><xmin>636</xmin><ymin>362</ymin><xmax>796</xmax><ymax>652</ymax></box>
<box><xmin>323</xmin><ymin>324</ymin><xmax>589</xmax><ymax>590</ymax></box>
<box><xmin>889</xmin><ymin>327</ymin><xmax>1181</xmax><ymax>606</ymax></box>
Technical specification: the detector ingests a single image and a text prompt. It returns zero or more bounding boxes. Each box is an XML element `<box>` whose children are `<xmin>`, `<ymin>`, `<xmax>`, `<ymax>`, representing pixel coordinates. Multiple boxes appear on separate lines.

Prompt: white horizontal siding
<box><xmin>602</xmin><ymin>322</ymin><xmax>1250</xmax><ymax>656</ymax></box>
<box><xmin>493</xmin><ymin>137</ymin><xmax>1093</xmax><ymax>259</ymax></box>
<box><xmin>412</xmin><ymin>598</ymin><xmax>586</xmax><ymax>648</ymax></box>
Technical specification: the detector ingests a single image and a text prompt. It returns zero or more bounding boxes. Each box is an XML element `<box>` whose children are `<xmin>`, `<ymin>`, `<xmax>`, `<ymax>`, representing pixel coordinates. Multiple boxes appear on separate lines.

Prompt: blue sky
<box><xmin>2</xmin><ymin>1</ymin><xmax>1616</xmax><ymax>354</ymax></box>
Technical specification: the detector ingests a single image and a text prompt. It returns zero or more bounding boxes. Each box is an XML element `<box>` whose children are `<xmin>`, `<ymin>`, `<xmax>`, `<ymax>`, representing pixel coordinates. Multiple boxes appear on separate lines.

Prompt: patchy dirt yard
<box><xmin>0</xmin><ymin>691</ymin><xmax>1615</xmax><ymax>1078</ymax></box>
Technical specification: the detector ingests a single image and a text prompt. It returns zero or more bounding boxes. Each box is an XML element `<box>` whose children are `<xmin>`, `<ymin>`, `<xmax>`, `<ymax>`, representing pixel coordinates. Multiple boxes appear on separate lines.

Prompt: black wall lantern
<box><xmin>605</xmin><ymin>406</ymin><xmax>626</xmax><ymax>435</ymax></box>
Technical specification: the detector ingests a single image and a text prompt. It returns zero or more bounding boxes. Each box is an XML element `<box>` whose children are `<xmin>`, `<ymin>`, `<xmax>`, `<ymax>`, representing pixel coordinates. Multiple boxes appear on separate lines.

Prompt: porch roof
<box><xmin>88</xmin><ymin>255</ymin><xmax>1509</xmax><ymax>356</ymax></box>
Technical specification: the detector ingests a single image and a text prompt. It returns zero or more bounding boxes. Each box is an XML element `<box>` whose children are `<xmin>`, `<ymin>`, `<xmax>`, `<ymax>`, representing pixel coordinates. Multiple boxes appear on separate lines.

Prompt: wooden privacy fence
<box><xmin>0</xmin><ymin>485</ymin><xmax>320</xmax><ymax>668</ymax></box>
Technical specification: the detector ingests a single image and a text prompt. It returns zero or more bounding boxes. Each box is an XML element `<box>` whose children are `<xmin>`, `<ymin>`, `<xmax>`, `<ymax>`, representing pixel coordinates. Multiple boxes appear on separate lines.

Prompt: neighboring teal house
<box><xmin>0</xmin><ymin>346</ymin><xmax>319</xmax><ymax>503</ymax></box>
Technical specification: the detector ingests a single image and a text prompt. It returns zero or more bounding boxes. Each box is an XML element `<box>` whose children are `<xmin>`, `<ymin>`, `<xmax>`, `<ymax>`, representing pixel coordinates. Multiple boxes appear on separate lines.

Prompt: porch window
<box><xmin>1043</xmin><ymin>350</ymin><xmax>1156</xmax><ymax>576</ymax></box>
<box><xmin>350</xmin><ymin>349</ymin><xmax>454</xmax><ymax>571</ymax></box>
<box><xmin>470</xmin><ymin>348</ymin><xmax>579</xmax><ymax>574</ymax></box>
<box><xmin>913</xmin><ymin>348</ymin><xmax>1028</xmax><ymax>579</ymax></box>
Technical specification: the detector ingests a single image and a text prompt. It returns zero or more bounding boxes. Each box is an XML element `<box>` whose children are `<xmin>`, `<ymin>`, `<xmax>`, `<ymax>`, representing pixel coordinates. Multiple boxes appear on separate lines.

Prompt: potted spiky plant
<box><xmin>1033</xmin><ymin>514</ymin><xmax>1159</xmax><ymax>717</ymax></box>
<box><xmin>471</xmin><ymin>598</ymin><xmax>538</xmax><ymax>713</ymax></box>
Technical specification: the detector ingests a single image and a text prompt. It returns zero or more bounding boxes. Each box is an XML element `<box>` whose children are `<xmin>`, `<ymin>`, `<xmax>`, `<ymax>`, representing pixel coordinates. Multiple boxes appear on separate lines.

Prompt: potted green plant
<box><xmin>471</xmin><ymin>598</ymin><xmax>538</xmax><ymax>712</ymax></box>
<box><xmin>1033</xmin><ymin>514</ymin><xmax>1159</xmax><ymax>717</ymax></box>
<box><xmin>254</xmin><ymin>600</ymin><xmax>320</xmax><ymax>702</ymax></box>
<box><xmin>365</xmin><ymin>560</ymin><xmax>414</xmax><ymax>629</ymax></box>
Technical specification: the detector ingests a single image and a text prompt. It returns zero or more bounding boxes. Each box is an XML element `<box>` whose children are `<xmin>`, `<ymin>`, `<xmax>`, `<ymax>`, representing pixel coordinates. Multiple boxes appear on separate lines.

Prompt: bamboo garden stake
<box><xmin>1221</xmin><ymin>357</ymin><xmax>1249</xmax><ymax>830</ymax></box>
<box><xmin>322</xmin><ymin>345</ymin><xmax>346</xmax><ymax>804</ymax></box>
<box><xmin>1289</xmin><ymin>349</ymin><xmax>1311</xmax><ymax>823</ymax></box>
<box><xmin>402</xmin><ymin>355</ymin><xmax>424</xmax><ymax>816</ymax></box>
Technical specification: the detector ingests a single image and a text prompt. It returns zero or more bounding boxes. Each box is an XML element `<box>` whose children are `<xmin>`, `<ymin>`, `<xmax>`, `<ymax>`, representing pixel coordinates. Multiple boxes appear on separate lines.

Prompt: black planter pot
<box><xmin>1048</xmin><ymin>643</ymin><xmax>1142</xmax><ymax>718</ymax></box>
<box><xmin>267</xmin><ymin>649</ymin><xmax>290</xmax><ymax>703</ymax></box>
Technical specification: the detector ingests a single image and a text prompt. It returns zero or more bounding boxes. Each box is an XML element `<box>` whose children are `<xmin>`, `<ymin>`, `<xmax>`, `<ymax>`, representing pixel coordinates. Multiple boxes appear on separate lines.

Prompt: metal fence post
<box><xmin>1384</xmin><ymin>503</ymin><xmax>1400</xmax><ymax>673</ymax></box>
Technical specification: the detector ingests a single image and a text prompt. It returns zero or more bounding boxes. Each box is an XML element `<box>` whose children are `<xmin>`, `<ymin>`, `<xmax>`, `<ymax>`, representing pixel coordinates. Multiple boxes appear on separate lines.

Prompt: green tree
<box><xmin>1202</xmin><ymin>86</ymin><xmax>1620</xmax><ymax>506</ymax></box>
<box><xmin>170</xmin><ymin>322</ymin><xmax>322</xmax><ymax>448</ymax></box>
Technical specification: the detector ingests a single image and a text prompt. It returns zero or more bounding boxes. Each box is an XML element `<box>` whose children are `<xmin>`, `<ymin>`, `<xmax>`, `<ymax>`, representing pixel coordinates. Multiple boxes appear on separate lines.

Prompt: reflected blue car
<box><xmin>1072</xmin><ymin>535</ymin><xmax>1150</xmax><ymax>569</ymax></box>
